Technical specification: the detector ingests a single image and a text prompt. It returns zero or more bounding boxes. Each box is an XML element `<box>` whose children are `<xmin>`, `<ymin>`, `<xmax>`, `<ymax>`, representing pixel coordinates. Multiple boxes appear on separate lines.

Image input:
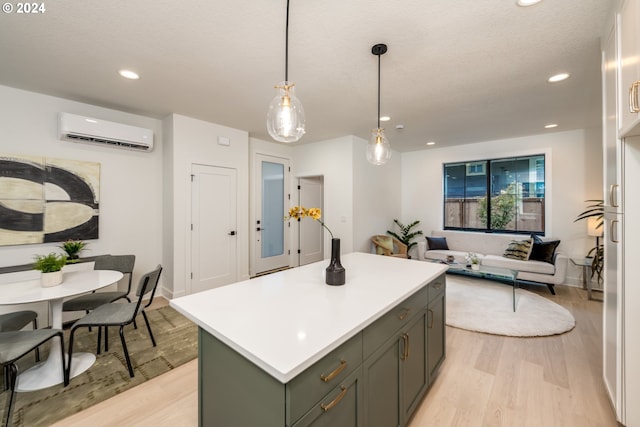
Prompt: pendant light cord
<box><xmin>377</xmin><ymin>53</ymin><xmax>381</xmax><ymax>129</ymax></box>
<box><xmin>285</xmin><ymin>0</ymin><xmax>290</xmax><ymax>82</ymax></box>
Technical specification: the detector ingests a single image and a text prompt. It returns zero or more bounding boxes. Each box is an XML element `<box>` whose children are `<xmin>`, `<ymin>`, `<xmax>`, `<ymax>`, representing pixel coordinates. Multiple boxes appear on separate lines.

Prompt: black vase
<box><xmin>326</xmin><ymin>238</ymin><xmax>346</xmax><ymax>286</ymax></box>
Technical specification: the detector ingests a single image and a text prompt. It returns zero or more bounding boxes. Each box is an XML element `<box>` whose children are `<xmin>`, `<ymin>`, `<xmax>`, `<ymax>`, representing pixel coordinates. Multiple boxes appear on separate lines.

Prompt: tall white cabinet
<box><xmin>602</xmin><ymin>1</ymin><xmax>640</xmax><ymax>425</ymax></box>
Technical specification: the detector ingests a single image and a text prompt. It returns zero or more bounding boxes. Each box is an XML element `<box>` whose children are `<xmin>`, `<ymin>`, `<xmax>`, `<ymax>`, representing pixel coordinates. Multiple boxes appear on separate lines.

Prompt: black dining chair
<box><xmin>0</xmin><ymin>311</ymin><xmax>40</xmax><ymax>390</ymax></box>
<box><xmin>66</xmin><ymin>264</ymin><xmax>163</xmax><ymax>379</ymax></box>
<box><xmin>62</xmin><ymin>254</ymin><xmax>136</xmax><ymax>312</ymax></box>
<box><xmin>0</xmin><ymin>329</ymin><xmax>66</xmax><ymax>427</ymax></box>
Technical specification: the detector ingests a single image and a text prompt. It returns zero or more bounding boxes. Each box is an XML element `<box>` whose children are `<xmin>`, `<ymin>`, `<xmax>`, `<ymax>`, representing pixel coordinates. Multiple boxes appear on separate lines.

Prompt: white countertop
<box><xmin>170</xmin><ymin>252</ymin><xmax>447</xmax><ymax>383</ymax></box>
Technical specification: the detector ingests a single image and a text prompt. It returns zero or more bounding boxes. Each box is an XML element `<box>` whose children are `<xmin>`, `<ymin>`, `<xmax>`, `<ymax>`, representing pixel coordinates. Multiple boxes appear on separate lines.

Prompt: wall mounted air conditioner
<box><xmin>58</xmin><ymin>112</ymin><xmax>154</xmax><ymax>152</ymax></box>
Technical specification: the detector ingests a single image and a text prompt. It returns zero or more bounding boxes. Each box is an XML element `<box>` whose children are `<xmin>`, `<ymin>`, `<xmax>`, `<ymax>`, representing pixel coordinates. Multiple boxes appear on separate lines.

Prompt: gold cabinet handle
<box><xmin>610</xmin><ymin>184</ymin><xmax>620</xmax><ymax>208</ymax></box>
<box><xmin>433</xmin><ymin>282</ymin><xmax>443</xmax><ymax>290</ymax></box>
<box><xmin>320</xmin><ymin>360</ymin><xmax>346</xmax><ymax>382</ymax></box>
<box><xmin>630</xmin><ymin>81</ymin><xmax>640</xmax><ymax>113</ymax></box>
<box><xmin>611</xmin><ymin>219</ymin><xmax>619</xmax><ymax>243</ymax></box>
<box><xmin>320</xmin><ymin>386</ymin><xmax>347</xmax><ymax>412</ymax></box>
<box><xmin>400</xmin><ymin>333</ymin><xmax>410</xmax><ymax>361</ymax></box>
<box><xmin>398</xmin><ymin>308</ymin><xmax>411</xmax><ymax>321</ymax></box>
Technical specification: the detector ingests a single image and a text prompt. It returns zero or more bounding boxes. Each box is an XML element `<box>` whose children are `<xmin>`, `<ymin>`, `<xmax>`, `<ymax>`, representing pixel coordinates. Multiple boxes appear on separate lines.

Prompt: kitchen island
<box><xmin>171</xmin><ymin>252</ymin><xmax>447</xmax><ymax>427</ymax></box>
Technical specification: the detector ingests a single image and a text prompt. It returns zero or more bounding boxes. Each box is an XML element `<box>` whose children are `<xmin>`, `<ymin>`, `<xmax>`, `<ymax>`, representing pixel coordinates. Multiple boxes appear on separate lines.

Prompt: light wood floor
<box><xmin>52</xmin><ymin>285</ymin><xmax>618</xmax><ymax>427</ymax></box>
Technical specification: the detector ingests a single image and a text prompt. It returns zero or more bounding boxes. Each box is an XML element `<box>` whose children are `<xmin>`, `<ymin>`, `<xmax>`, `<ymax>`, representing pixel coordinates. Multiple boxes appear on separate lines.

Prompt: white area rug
<box><xmin>446</xmin><ymin>275</ymin><xmax>576</xmax><ymax>337</ymax></box>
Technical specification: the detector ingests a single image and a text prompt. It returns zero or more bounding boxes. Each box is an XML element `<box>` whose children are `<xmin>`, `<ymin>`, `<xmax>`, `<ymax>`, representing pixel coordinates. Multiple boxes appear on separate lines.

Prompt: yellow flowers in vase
<box><xmin>286</xmin><ymin>205</ymin><xmax>345</xmax><ymax>286</ymax></box>
<box><xmin>285</xmin><ymin>206</ymin><xmax>333</xmax><ymax>238</ymax></box>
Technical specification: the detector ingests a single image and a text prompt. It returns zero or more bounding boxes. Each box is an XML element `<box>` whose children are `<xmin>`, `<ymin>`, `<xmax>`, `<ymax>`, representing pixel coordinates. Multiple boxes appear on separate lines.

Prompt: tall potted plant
<box><xmin>574</xmin><ymin>199</ymin><xmax>604</xmax><ymax>283</ymax></box>
<box><xmin>33</xmin><ymin>253</ymin><xmax>67</xmax><ymax>287</ymax></box>
<box><xmin>387</xmin><ymin>219</ymin><xmax>423</xmax><ymax>258</ymax></box>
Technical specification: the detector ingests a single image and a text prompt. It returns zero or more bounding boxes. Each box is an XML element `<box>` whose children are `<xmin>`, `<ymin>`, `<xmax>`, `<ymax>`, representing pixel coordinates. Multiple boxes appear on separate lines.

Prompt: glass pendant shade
<box><xmin>367</xmin><ymin>128</ymin><xmax>392</xmax><ymax>165</ymax></box>
<box><xmin>267</xmin><ymin>82</ymin><xmax>306</xmax><ymax>143</ymax></box>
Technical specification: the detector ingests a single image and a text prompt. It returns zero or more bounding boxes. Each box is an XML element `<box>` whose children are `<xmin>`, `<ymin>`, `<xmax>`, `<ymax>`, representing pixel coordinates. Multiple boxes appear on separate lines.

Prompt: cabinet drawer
<box><xmin>363</xmin><ymin>285</ymin><xmax>429</xmax><ymax>358</ymax></box>
<box><xmin>292</xmin><ymin>368</ymin><xmax>361</xmax><ymax>427</ymax></box>
<box><xmin>287</xmin><ymin>332</ymin><xmax>363</xmax><ymax>424</ymax></box>
<box><xmin>428</xmin><ymin>275</ymin><xmax>446</xmax><ymax>302</ymax></box>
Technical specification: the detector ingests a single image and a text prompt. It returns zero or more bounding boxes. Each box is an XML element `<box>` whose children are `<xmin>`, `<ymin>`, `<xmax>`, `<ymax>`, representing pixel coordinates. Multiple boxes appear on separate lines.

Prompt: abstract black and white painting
<box><xmin>0</xmin><ymin>154</ymin><xmax>100</xmax><ymax>246</ymax></box>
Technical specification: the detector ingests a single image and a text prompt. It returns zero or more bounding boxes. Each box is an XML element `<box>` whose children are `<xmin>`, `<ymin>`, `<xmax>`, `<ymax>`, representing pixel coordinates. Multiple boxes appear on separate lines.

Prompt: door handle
<box><xmin>611</xmin><ymin>220</ymin><xmax>619</xmax><ymax>243</ymax></box>
<box><xmin>228</xmin><ymin>231</ymin><xmax>236</xmax><ymax>236</ymax></box>
<box><xmin>256</xmin><ymin>227</ymin><xmax>263</xmax><ymax>231</ymax></box>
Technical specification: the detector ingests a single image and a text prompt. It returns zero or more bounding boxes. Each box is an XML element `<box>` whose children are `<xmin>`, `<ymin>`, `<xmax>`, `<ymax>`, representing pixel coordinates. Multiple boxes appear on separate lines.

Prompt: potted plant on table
<box><xmin>59</xmin><ymin>240</ymin><xmax>86</xmax><ymax>262</ymax></box>
<box><xmin>33</xmin><ymin>253</ymin><xmax>67</xmax><ymax>287</ymax></box>
<box><xmin>465</xmin><ymin>252</ymin><xmax>481</xmax><ymax>270</ymax></box>
<box><xmin>387</xmin><ymin>219</ymin><xmax>423</xmax><ymax>259</ymax></box>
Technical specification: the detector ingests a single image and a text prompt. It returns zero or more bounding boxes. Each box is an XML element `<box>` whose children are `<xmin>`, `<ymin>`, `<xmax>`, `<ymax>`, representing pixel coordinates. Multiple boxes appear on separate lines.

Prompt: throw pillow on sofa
<box><xmin>529</xmin><ymin>234</ymin><xmax>560</xmax><ymax>264</ymax></box>
<box><xmin>503</xmin><ymin>239</ymin><xmax>532</xmax><ymax>260</ymax></box>
<box><xmin>426</xmin><ymin>236</ymin><xmax>449</xmax><ymax>250</ymax></box>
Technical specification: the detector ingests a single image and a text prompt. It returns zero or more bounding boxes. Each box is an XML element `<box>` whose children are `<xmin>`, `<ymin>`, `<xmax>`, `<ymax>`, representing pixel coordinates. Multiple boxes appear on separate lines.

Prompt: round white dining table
<box><xmin>0</xmin><ymin>269</ymin><xmax>123</xmax><ymax>391</ymax></box>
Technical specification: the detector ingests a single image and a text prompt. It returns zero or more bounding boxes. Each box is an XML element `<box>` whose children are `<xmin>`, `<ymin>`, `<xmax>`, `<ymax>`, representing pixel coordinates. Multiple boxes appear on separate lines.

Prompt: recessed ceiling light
<box><xmin>545</xmin><ymin>123</ymin><xmax>558</xmax><ymax>129</ymax></box>
<box><xmin>118</xmin><ymin>69</ymin><xmax>140</xmax><ymax>80</ymax></box>
<box><xmin>426</xmin><ymin>141</ymin><xmax>436</xmax><ymax>146</ymax></box>
<box><xmin>516</xmin><ymin>0</ymin><xmax>542</xmax><ymax>6</ymax></box>
<box><xmin>380</xmin><ymin>116</ymin><xmax>391</xmax><ymax>122</ymax></box>
<box><xmin>548</xmin><ymin>73</ymin><xmax>570</xmax><ymax>83</ymax></box>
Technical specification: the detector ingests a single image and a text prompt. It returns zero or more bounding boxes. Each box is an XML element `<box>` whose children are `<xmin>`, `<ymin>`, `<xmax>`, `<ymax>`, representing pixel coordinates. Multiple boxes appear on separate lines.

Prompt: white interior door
<box><xmin>255</xmin><ymin>155</ymin><xmax>290</xmax><ymax>274</ymax></box>
<box><xmin>299</xmin><ymin>176</ymin><xmax>324</xmax><ymax>266</ymax></box>
<box><xmin>191</xmin><ymin>164</ymin><xmax>237</xmax><ymax>294</ymax></box>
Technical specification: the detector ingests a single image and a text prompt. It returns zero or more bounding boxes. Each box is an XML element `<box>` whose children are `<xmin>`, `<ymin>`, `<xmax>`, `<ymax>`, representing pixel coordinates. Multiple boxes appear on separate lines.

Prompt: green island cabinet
<box><xmin>198</xmin><ymin>273</ymin><xmax>446</xmax><ymax>427</ymax></box>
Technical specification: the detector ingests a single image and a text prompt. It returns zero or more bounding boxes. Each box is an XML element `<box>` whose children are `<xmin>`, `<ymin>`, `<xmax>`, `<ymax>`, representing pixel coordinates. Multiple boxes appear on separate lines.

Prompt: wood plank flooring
<box><xmin>53</xmin><ymin>284</ymin><xmax>618</xmax><ymax>427</ymax></box>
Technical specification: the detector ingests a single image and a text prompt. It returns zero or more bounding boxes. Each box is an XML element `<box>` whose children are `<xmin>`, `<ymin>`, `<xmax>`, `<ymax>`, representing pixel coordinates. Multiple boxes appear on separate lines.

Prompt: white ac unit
<box><xmin>58</xmin><ymin>112</ymin><xmax>154</xmax><ymax>152</ymax></box>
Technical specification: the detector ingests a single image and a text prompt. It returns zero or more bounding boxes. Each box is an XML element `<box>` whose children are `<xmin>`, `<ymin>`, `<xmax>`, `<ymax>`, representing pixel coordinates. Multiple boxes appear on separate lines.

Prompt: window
<box><xmin>443</xmin><ymin>155</ymin><xmax>545</xmax><ymax>234</ymax></box>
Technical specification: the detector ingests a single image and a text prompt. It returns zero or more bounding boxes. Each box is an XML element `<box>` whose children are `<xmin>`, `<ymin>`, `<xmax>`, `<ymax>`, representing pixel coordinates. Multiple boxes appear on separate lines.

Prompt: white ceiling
<box><xmin>0</xmin><ymin>0</ymin><xmax>612</xmax><ymax>152</ymax></box>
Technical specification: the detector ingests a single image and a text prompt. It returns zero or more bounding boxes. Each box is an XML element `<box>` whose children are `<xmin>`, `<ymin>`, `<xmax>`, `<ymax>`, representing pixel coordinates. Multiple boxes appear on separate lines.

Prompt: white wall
<box><xmin>352</xmin><ymin>136</ymin><xmax>402</xmax><ymax>253</ymax></box>
<box><xmin>292</xmin><ymin>135</ymin><xmax>403</xmax><ymax>257</ymax></box>
<box><xmin>292</xmin><ymin>136</ymin><xmax>355</xmax><ymax>255</ymax></box>
<box><xmin>0</xmin><ymin>85</ymin><xmax>164</xmax><ymax>286</ymax></box>
<box><xmin>401</xmin><ymin>128</ymin><xmax>603</xmax><ymax>285</ymax></box>
<box><xmin>165</xmin><ymin>114</ymin><xmax>249</xmax><ymax>298</ymax></box>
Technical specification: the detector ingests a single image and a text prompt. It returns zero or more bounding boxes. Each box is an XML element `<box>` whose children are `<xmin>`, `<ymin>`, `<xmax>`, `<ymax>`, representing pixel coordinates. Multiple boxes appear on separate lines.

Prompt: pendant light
<box><xmin>267</xmin><ymin>0</ymin><xmax>305</xmax><ymax>143</ymax></box>
<box><xmin>367</xmin><ymin>43</ymin><xmax>391</xmax><ymax>165</ymax></box>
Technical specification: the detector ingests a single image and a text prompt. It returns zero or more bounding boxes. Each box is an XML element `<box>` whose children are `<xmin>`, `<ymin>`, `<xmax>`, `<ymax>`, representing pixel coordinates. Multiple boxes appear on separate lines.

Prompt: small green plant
<box><xmin>59</xmin><ymin>240</ymin><xmax>86</xmax><ymax>261</ymax></box>
<box><xmin>33</xmin><ymin>253</ymin><xmax>67</xmax><ymax>273</ymax></box>
<box><xmin>387</xmin><ymin>219</ymin><xmax>423</xmax><ymax>252</ymax></box>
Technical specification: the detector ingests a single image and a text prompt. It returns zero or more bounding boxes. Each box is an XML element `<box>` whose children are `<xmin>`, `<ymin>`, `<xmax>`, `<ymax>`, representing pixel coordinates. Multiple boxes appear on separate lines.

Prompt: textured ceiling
<box><xmin>0</xmin><ymin>0</ymin><xmax>612</xmax><ymax>151</ymax></box>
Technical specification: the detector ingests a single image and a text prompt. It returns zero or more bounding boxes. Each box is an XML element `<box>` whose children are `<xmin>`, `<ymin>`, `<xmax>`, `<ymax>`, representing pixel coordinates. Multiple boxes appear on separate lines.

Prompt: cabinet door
<box><xmin>293</xmin><ymin>368</ymin><xmax>362</xmax><ymax>427</ymax></box>
<box><xmin>603</xmin><ymin>19</ymin><xmax>623</xmax><ymax>211</ymax></box>
<box><xmin>362</xmin><ymin>337</ymin><xmax>401</xmax><ymax>427</ymax></box>
<box><xmin>619</xmin><ymin>0</ymin><xmax>640</xmax><ymax>135</ymax></box>
<box><xmin>427</xmin><ymin>293</ymin><xmax>446</xmax><ymax>383</ymax></box>
<box><xmin>402</xmin><ymin>312</ymin><xmax>428</xmax><ymax>420</ymax></box>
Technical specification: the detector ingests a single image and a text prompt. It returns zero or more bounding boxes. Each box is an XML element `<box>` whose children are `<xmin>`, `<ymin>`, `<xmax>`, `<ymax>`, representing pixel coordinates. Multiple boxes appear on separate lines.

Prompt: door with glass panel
<box><xmin>255</xmin><ymin>155</ymin><xmax>290</xmax><ymax>274</ymax></box>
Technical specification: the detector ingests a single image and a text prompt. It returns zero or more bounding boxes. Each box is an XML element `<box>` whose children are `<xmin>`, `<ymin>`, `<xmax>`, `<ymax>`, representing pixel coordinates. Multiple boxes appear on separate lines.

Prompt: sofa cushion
<box><xmin>503</xmin><ymin>239</ymin><xmax>532</xmax><ymax>260</ymax></box>
<box><xmin>482</xmin><ymin>255</ymin><xmax>556</xmax><ymax>275</ymax></box>
<box><xmin>426</xmin><ymin>236</ymin><xmax>449</xmax><ymax>250</ymax></box>
<box><xmin>529</xmin><ymin>235</ymin><xmax>560</xmax><ymax>264</ymax></box>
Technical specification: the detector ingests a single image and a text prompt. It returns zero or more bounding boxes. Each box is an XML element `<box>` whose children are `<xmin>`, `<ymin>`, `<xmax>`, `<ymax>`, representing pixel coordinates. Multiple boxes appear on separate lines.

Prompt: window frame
<box><xmin>442</xmin><ymin>154</ymin><xmax>546</xmax><ymax>235</ymax></box>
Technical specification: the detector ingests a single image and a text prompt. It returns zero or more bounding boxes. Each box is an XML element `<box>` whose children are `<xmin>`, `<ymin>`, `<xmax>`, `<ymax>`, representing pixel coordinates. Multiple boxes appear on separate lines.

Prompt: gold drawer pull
<box><xmin>433</xmin><ymin>282</ymin><xmax>443</xmax><ymax>290</ymax></box>
<box><xmin>400</xmin><ymin>333</ymin><xmax>410</xmax><ymax>360</ymax></box>
<box><xmin>321</xmin><ymin>386</ymin><xmax>348</xmax><ymax>412</ymax></box>
<box><xmin>320</xmin><ymin>360</ymin><xmax>346</xmax><ymax>382</ymax></box>
<box><xmin>398</xmin><ymin>308</ymin><xmax>411</xmax><ymax>320</ymax></box>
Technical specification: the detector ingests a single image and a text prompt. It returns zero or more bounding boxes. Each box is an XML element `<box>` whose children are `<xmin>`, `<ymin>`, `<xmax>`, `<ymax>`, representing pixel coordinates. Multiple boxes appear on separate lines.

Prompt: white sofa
<box><xmin>416</xmin><ymin>230</ymin><xmax>568</xmax><ymax>294</ymax></box>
